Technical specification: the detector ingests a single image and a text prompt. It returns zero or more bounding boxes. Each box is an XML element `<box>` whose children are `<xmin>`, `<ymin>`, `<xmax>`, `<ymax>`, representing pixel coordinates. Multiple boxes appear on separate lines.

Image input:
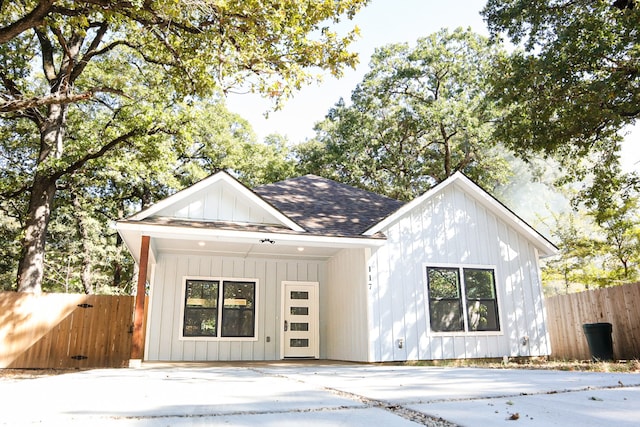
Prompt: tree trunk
<box><xmin>16</xmin><ymin>103</ymin><xmax>67</xmax><ymax>293</ymax></box>
<box><xmin>16</xmin><ymin>173</ymin><xmax>57</xmax><ymax>293</ymax></box>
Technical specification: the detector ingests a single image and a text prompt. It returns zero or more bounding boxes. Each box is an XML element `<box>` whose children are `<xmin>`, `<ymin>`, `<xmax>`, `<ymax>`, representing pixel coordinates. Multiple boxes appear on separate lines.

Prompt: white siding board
<box><xmin>241</xmin><ymin>261</ymin><xmax>256</xmax><ymax>361</ymax></box>
<box><xmin>369</xmin><ymin>248</ymin><xmax>382</xmax><ymax>361</ymax></box>
<box><xmin>172</xmin><ymin>259</ymin><xmax>189</xmax><ymax>361</ymax></box>
<box><xmin>452</xmin><ymin>186</ymin><xmax>470</xmax><ymax>264</ymax></box>
<box><xmin>508</xmin><ymin>226</ymin><xmax>528</xmax><ymax>356</ymax></box>
<box><xmin>166</xmin><ymin>258</ymin><xmax>180</xmax><ymax>360</ymax></box>
<box><xmin>218</xmin><ymin>186</ymin><xmax>233</xmax><ymax>221</ymax></box>
<box><xmin>412</xmin><ymin>206</ymin><xmax>428</xmax><ymax>360</ymax></box>
<box><xmin>389</xmin><ymin>223</ymin><xmax>407</xmax><ymax>361</ymax></box>
<box><xmin>521</xmin><ymin>241</ymin><xmax>547</xmax><ymax>356</ymax></box>
<box><xmin>444</xmin><ymin>187</ymin><xmax>458</xmax><ymax>263</ymax></box>
<box><xmin>379</xmin><ymin>246</ymin><xmax>390</xmax><ymax>361</ymax></box>
<box><xmin>275</xmin><ymin>261</ymin><xmax>287</xmax><ymax>357</ymax></box>
<box><xmin>498</xmin><ymin>219</ymin><xmax>519</xmax><ymax>357</ymax></box>
<box><xmin>267</xmin><ymin>261</ymin><xmax>279</xmax><ymax>360</ymax></box>
<box><xmin>147</xmin><ymin>260</ymin><xmax>165</xmax><ymax>360</ymax></box>
<box><xmin>379</xmin><ymin>243</ymin><xmax>394</xmax><ymax>361</ymax></box>
<box><xmin>516</xmin><ymin>234</ymin><xmax>535</xmax><ymax>357</ymax></box>
<box><xmin>324</xmin><ymin>249</ymin><xmax>369</xmax><ymax>362</ymax></box>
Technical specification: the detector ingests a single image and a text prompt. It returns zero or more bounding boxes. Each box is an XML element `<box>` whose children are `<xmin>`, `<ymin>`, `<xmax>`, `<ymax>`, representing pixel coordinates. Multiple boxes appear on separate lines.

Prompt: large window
<box><xmin>183</xmin><ymin>278</ymin><xmax>257</xmax><ymax>339</ymax></box>
<box><xmin>426</xmin><ymin>266</ymin><xmax>500</xmax><ymax>333</ymax></box>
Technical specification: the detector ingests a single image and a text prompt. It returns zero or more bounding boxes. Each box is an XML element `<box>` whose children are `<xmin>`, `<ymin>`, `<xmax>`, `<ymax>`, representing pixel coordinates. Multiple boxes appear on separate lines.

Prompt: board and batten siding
<box><xmin>153</xmin><ymin>180</ymin><xmax>282</xmax><ymax>225</ymax></box>
<box><xmin>368</xmin><ymin>182</ymin><xmax>550</xmax><ymax>362</ymax></box>
<box><xmin>145</xmin><ymin>253</ymin><xmax>326</xmax><ymax>361</ymax></box>
<box><xmin>323</xmin><ymin>248</ymin><xmax>370</xmax><ymax>362</ymax></box>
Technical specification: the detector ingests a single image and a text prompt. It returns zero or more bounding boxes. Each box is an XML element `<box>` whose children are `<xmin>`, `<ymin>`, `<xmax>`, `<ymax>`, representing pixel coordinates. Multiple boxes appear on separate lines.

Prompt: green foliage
<box><xmin>295</xmin><ymin>28</ymin><xmax>514</xmax><ymax>200</ymax></box>
<box><xmin>542</xmin><ymin>192</ymin><xmax>640</xmax><ymax>295</ymax></box>
<box><xmin>542</xmin><ymin>212</ymin><xmax>606</xmax><ymax>294</ymax></box>
<box><xmin>483</xmin><ymin>0</ymin><xmax>639</xmax><ymax>156</ymax></box>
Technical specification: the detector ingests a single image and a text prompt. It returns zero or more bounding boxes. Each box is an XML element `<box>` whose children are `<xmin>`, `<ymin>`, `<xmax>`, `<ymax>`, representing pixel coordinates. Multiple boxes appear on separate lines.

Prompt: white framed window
<box><xmin>181</xmin><ymin>277</ymin><xmax>258</xmax><ymax>340</ymax></box>
<box><xmin>425</xmin><ymin>265</ymin><xmax>500</xmax><ymax>333</ymax></box>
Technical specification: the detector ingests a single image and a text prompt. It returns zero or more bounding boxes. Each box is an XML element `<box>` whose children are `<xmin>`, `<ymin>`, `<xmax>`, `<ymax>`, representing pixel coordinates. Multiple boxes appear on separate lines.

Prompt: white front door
<box><xmin>281</xmin><ymin>281</ymin><xmax>319</xmax><ymax>358</ymax></box>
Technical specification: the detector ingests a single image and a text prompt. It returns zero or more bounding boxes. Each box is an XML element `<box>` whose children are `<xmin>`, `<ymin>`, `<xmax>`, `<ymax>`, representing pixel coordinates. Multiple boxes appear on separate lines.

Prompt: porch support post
<box><xmin>130</xmin><ymin>235</ymin><xmax>150</xmax><ymax>365</ymax></box>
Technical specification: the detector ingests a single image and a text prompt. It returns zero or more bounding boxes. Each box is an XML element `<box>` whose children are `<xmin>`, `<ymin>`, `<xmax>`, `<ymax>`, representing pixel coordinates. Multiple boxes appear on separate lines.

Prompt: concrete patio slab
<box><xmin>0</xmin><ymin>362</ymin><xmax>638</xmax><ymax>426</ymax></box>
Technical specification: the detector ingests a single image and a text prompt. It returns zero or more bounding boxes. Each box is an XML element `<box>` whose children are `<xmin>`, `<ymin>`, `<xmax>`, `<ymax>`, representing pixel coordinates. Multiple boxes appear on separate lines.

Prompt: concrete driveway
<box><xmin>1</xmin><ymin>362</ymin><xmax>639</xmax><ymax>426</ymax></box>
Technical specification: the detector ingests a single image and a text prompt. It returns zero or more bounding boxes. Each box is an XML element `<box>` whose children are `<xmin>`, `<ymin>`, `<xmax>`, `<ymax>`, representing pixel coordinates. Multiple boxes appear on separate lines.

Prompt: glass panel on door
<box><xmin>290</xmin><ymin>307</ymin><xmax>309</xmax><ymax>315</ymax></box>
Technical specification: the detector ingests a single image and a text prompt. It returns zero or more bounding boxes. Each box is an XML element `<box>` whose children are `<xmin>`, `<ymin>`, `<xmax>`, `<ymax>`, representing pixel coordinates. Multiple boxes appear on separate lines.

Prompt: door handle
<box><xmin>284</xmin><ymin>320</ymin><xmax>288</xmax><ymax>331</ymax></box>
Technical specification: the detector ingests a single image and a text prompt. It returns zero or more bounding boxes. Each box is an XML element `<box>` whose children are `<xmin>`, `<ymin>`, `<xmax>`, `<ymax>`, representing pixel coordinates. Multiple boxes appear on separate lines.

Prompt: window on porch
<box><xmin>183</xmin><ymin>278</ymin><xmax>257</xmax><ymax>338</ymax></box>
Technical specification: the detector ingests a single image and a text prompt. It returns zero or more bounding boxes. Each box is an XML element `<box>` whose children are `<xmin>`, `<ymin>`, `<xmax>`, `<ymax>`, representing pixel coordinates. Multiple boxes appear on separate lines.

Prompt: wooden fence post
<box><xmin>130</xmin><ymin>235</ymin><xmax>150</xmax><ymax>364</ymax></box>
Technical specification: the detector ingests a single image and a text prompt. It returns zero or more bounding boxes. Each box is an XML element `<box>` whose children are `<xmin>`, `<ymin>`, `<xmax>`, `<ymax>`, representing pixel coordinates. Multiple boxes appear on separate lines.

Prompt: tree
<box><xmin>593</xmin><ymin>195</ymin><xmax>640</xmax><ymax>282</ymax></box>
<box><xmin>482</xmin><ymin>0</ymin><xmax>639</xmax><ymax>162</ymax></box>
<box><xmin>0</xmin><ymin>0</ymin><xmax>367</xmax><ymax>293</ymax></box>
<box><xmin>541</xmin><ymin>211</ymin><xmax>604</xmax><ymax>294</ymax></box>
<box><xmin>542</xmin><ymin>184</ymin><xmax>640</xmax><ymax>294</ymax></box>
<box><xmin>295</xmin><ymin>28</ymin><xmax>512</xmax><ymax>200</ymax></box>
<box><xmin>0</xmin><ymin>98</ymin><xmax>297</xmax><ymax>293</ymax></box>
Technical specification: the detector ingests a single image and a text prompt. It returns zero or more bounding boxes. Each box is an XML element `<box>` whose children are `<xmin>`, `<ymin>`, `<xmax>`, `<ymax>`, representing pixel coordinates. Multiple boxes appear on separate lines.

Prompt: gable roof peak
<box><xmin>364</xmin><ymin>171</ymin><xmax>557</xmax><ymax>256</ymax></box>
<box><xmin>124</xmin><ymin>170</ymin><xmax>304</xmax><ymax>232</ymax></box>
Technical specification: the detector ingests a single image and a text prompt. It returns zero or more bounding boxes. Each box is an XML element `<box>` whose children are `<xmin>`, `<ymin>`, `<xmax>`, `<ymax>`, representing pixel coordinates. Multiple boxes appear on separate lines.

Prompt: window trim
<box><xmin>423</xmin><ymin>263</ymin><xmax>503</xmax><ymax>336</ymax></box>
<box><xmin>179</xmin><ymin>276</ymin><xmax>259</xmax><ymax>342</ymax></box>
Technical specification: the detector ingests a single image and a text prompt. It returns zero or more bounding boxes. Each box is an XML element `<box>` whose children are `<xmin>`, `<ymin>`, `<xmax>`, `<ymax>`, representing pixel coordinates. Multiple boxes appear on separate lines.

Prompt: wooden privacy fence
<box><xmin>545</xmin><ymin>282</ymin><xmax>640</xmax><ymax>361</ymax></box>
<box><xmin>0</xmin><ymin>292</ymin><xmax>136</xmax><ymax>369</ymax></box>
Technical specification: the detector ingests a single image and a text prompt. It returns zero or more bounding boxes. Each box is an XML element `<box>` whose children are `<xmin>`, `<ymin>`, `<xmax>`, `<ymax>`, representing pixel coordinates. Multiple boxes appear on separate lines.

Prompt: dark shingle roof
<box><xmin>253</xmin><ymin>175</ymin><xmax>404</xmax><ymax>237</ymax></box>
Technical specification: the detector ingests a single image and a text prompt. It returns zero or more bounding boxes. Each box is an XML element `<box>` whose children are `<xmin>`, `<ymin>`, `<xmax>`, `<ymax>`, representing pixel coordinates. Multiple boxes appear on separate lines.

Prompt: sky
<box><xmin>226</xmin><ymin>0</ymin><xmax>639</xmax><ymax>174</ymax></box>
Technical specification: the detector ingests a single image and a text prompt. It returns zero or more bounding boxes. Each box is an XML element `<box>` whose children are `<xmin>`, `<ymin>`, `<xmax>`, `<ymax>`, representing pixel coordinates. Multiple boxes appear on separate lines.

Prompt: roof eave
<box><xmin>116</xmin><ymin>220</ymin><xmax>386</xmax><ymax>261</ymax></box>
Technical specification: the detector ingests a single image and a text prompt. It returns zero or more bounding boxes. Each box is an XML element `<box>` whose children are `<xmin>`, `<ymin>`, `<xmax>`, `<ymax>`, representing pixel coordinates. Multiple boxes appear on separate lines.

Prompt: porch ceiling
<box><xmin>151</xmin><ymin>236</ymin><xmax>343</xmax><ymax>260</ymax></box>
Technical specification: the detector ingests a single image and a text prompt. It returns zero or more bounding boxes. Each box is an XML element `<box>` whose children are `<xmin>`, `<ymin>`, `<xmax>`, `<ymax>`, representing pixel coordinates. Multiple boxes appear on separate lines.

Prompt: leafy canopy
<box><xmin>1</xmin><ymin>0</ymin><xmax>368</xmax><ymax>112</ymax></box>
<box><xmin>482</xmin><ymin>0</ymin><xmax>639</xmax><ymax>158</ymax></box>
<box><xmin>296</xmin><ymin>28</ymin><xmax>513</xmax><ymax>200</ymax></box>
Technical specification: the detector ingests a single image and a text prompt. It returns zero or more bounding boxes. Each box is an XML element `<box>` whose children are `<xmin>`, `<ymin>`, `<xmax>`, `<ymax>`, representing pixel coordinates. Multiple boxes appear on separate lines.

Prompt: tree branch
<box><xmin>0</xmin><ymin>0</ymin><xmax>55</xmax><ymax>43</ymax></box>
<box><xmin>71</xmin><ymin>22</ymin><xmax>109</xmax><ymax>82</ymax></box>
<box><xmin>53</xmin><ymin>126</ymin><xmax>163</xmax><ymax>180</ymax></box>
<box><xmin>34</xmin><ymin>27</ymin><xmax>57</xmax><ymax>83</ymax></box>
<box><xmin>0</xmin><ymin>70</ymin><xmax>42</xmax><ymax>123</ymax></box>
<box><xmin>0</xmin><ymin>87</ymin><xmax>131</xmax><ymax>113</ymax></box>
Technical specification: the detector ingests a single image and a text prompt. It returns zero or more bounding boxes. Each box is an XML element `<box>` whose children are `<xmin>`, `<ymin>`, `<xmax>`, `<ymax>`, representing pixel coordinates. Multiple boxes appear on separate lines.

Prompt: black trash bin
<box><xmin>582</xmin><ymin>322</ymin><xmax>613</xmax><ymax>361</ymax></box>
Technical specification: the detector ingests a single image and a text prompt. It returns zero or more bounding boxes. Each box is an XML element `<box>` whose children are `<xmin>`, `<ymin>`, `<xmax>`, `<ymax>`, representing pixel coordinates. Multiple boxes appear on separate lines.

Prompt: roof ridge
<box><xmin>254</xmin><ymin>174</ymin><xmax>404</xmax><ymax>204</ymax></box>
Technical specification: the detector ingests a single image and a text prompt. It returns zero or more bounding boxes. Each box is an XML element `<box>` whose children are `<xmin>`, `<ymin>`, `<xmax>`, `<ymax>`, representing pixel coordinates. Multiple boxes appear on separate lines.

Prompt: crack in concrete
<box><xmin>399</xmin><ymin>381</ymin><xmax>640</xmax><ymax>406</ymax></box>
<box><xmin>249</xmin><ymin>367</ymin><xmax>459</xmax><ymax>427</ymax></box>
<box><xmin>87</xmin><ymin>404</ymin><xmax>363</xmax><ymax>421</ymax></box>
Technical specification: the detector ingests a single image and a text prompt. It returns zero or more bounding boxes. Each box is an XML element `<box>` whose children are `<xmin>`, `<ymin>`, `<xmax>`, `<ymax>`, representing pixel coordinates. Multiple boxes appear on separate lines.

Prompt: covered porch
<box><xmin>118</xmin><ymin>222</ymin><xmax>383</xmax><ymax>363</ymax></box>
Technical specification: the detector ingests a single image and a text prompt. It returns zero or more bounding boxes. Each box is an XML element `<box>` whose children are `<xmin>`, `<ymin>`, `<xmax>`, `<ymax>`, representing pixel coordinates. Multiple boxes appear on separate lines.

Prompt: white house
<box><xmin>116</xmin><ymin>171</ymin><xmax>557</xmax><ymax>363</ymax></box>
